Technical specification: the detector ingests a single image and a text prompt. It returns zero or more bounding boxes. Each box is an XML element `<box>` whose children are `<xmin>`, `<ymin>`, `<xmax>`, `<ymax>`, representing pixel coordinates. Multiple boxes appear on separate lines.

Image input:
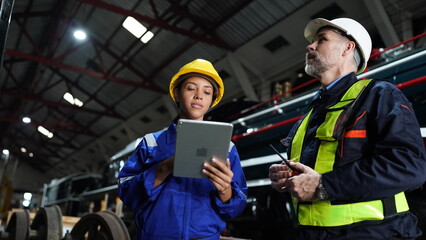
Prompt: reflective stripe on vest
<box><xmin>290</xmin><ymin>79</ymin><xmax>409</xmax><ymax>227</ymax></box>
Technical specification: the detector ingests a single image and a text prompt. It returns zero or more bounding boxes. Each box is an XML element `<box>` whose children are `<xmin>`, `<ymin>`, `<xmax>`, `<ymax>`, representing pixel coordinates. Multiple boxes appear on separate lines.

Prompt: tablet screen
<box><xmin>173</xmin><ymin>119</ymin><xmax>233</xmax><ymax>179</ymax></box>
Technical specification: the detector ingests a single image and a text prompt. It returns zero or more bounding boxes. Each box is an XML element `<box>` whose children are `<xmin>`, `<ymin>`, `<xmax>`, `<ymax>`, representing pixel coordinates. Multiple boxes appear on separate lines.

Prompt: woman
<box><xmin>118</xmin><ymin>59</ymin><xmax>247</xmax><ymax>240</ymax></box>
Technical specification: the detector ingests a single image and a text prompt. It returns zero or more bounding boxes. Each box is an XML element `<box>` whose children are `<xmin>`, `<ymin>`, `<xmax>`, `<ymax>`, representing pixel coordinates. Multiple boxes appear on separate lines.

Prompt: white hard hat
<box><xmin>304</xmin><ymin>18</ymin><xmax>372</xmax><ymax>74</ymax></box>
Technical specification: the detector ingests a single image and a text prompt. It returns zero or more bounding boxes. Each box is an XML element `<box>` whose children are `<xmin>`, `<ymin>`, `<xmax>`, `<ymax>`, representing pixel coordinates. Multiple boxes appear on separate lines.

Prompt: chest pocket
<box><xmin>316</xmin><ymin>100</ymin><xmax>355</xmax><ymax>142</ymax></box>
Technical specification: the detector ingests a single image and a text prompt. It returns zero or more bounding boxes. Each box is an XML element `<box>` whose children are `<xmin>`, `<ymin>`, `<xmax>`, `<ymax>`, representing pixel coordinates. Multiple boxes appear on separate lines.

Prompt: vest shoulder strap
<box><xmin>334</xmin><ymin>79</ymin><xmax>375</xmax><ymax>140</ymax></box>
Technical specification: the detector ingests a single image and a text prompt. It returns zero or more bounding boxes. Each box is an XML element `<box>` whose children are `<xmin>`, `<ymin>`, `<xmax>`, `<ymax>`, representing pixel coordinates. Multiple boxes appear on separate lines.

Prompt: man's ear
<box><xmin>343</xmin><ymin>41</ymin><xmax>356</xmax><ymax>56</ymax></box>
<box><xmin>173</xmin><ymin>88</ymin><xmax>180</xmax><ymax>102</ymax></box>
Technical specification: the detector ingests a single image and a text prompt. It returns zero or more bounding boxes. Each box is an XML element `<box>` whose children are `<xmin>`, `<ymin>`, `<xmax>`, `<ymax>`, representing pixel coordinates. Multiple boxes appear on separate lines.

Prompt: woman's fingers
<box><xmin>203</xmin><ymin>158</ymin><xmax>233</xmax><ymax>192</ymax></box>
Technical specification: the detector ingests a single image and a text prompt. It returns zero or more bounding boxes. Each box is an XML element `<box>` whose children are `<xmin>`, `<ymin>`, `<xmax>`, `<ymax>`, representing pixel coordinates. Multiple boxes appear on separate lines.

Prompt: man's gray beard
<box><xmin>305</xmin><ymin>58</ymin><xmax>327</xmax><ymax>78</ymax></box>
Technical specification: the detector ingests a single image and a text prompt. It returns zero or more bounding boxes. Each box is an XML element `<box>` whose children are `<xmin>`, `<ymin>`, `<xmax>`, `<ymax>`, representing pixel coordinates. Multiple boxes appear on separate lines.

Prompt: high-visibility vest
<box><xmin>290</xmin><ymin>79</ymin><xmax>409</xmax><ymax>227</ymax></box>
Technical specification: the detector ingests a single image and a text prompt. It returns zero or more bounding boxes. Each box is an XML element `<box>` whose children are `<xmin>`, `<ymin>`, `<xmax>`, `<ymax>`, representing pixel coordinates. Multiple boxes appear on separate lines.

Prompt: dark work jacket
<box><xmin>286</xmin><ymin>72</ymin><xmax>426</xmax><ymax>239</ymax></box>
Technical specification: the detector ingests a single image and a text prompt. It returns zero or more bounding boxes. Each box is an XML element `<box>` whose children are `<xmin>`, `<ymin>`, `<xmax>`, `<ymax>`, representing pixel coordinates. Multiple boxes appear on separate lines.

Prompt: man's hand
<box><xmin>203</xmin><ymin>158</ymin><xmax>233</xmax><ymax>203</ymax></box>
<box><xmin>269</xmin><ymin>163</ymin><xmax>293</xmax><ymax>192</ymax></box>
<box><xmin>283</xmin><ymin>162</ymin><xmax>321</xmax><ymax>202</ymax></box>
<box><xmin>269</xmin><ymin>161</ymin><xmax>322</xmax><ymax>202</ymax></box>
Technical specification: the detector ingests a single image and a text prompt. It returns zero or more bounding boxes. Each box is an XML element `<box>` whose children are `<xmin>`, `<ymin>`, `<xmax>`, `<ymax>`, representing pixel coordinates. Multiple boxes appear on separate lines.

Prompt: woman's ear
<box><xmin>173</xmin><ymin>88</ymin><xmax>180</xmax><ymax>102</ymax></box>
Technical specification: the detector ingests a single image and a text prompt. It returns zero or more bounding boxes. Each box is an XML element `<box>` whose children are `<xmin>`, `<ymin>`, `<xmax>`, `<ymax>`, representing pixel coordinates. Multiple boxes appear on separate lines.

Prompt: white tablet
<box><xmin>173</xmin><ymin>119</ymin><xmax>233</xmax><ymax>179</ymax></box>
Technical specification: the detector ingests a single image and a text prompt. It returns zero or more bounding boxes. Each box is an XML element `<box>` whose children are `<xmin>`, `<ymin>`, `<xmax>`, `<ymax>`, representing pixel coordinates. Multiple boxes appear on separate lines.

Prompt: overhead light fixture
<box><xmin>22</xmin><ymin>117</ymin><xmax>31</xmax><ymax>123</ymax></box>
<box><xmin>29</xmin><ymin>152</ymin><xmax>34</xmax><ymax>157</ymax></box>
<box><xmin>37</xmin><ymin>126</ymin><xmax>54</xmax><ymax>138</ymax></box>
<box><xmin>21</xmin><ymin>147</ymin><xmax>27</xmax><ymax>153</ymax></box>
<box><xmin>246</xmin><ymin>128</ymin><xmax>256</xmax><ymax>134</ymax></box>
<box><xmin>22</xmin><ymin>192</ymin><xmax>32</xmax><ymax>208</ymax></box>
<box><xmin>141</xmin><ymin>31</ymin><xmax>154</xmax><ymax>43</ymax></box>
<box><xmin>23</xmin><ymin>192</ymin><xmax>32</xmax><ymax>200</ymax></box>
<box><xmin>2</xmin><ymin>149</ymin><xmax>9</xmax><ymax>155</ymax></box>
<box><xmin>73</xmin><ymin>98</ymin><xmax>83</xmax><ymax>107</ymax></box>
<box><xmin>73</xmin><ymin>29</ymin><xmax>87</xmax><ymax>40</ymax></box>
<box><xmin>22</xmin><ymin>200</ymin><xmax>31</xmax><ymax>207</ymax></box>
<box><xmin>63</xmin><ymin>92</ymin><xmax>84</xmax><ymax>107</ymax></box>
<box><xmin>123</xmin><ymin>16</ymin><xmax>147</xmax><ymax>38</ymax></box>
<box><xmin>237</xmin><ymin>119</ymin><xmax>246</xmax><ymax>127</ymax></box>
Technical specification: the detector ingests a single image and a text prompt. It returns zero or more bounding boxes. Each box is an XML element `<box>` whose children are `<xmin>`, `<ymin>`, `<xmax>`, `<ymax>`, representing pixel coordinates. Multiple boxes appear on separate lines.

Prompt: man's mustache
<box><xmin>306</xmin><ymin>51</ymin><xmax>317</xmax><ymax>61</ymax></box>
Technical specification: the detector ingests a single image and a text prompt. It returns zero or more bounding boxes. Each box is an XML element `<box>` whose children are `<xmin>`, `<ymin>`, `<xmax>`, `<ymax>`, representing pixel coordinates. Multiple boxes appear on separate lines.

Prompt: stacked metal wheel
<box><xmin>0</xmin><ymin>205</ymin><xmax>130</xmax><ymax>240</ymax></box>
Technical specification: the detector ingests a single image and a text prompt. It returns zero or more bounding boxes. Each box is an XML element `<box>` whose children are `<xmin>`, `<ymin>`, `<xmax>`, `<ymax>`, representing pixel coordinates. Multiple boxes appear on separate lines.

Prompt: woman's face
<box><xmin>174</xmin><ymin>76</ymin><xmax>214</xmax><ymax>121</ymax></box>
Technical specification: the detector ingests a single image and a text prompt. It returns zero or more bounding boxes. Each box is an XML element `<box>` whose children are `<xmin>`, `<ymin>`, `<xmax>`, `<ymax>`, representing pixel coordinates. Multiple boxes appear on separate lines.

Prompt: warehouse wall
<box><xmin>14</xmin><ymin>160</ymin><xmax>51</xmax><ymax>192</ymax></box>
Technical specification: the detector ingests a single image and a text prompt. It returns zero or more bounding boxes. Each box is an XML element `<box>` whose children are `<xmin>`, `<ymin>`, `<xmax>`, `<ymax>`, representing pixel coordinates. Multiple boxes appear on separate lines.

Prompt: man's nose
<box><xmin>306</xmin><ymin>42</ymin><xmax>315</xmax><ymax>51</ymax></box>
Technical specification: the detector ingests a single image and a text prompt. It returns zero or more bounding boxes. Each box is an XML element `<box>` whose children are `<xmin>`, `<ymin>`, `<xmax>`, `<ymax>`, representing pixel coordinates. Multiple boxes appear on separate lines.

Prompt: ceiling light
<box><xmin>64</xmin><ymin>92</ymin><xmax>74</xmax><ymax>104</ymax></box>
<box><xmin>23</xmin><ymin>192</ymin><xmax>32</xmax><ymax>200</ymax></box>
<box><xmin>29</xmin><ymin>152</ymin><xmax>33</xmax><ymax>157</ymax></box>
<box><xmin>22</xmin><ymin>200</ymin><xmax>31</xmax><ymax>208</ymax></box>
<box><xmin>22</xmin><ymin>117</ymin><xmax>31</xmax><ymax>123</ymax></box>
<box><xmin>64</xmin><ymin>92</ymin><xmax>84</xmax><ymax>107</ymax></box>
<box><xmin>123</xmin><ymin>16</ymin><xmax>147</xmax><ymax>38</ymax></box>
<box><xmin>37</xmin><ymin>126</ymin><xmax>54</xmax><ymax>138</ymax></box>
<box><xmin>74</xmin><ymin>98</ymin><xmax>83</xmax><ymax>107</ymax></box>
<box><xmin>73</xmin><ymin>30</ymin><xmax>87</xmax><ymax>40</ymax></box>
<box><xmin>2</xmin><ymin>149</ymin><xmax>9</xmax><ymax>155</ymax></box>
<box><xmin>246</xmin><ymin>128</ymin><xmax>255</xmax><ymax>134</ymax></box>
<box><xmin>21</xmin><ymin>147</ymin><xmax>27</xmax><ymax>153</ymax></box>
<box><xmin>141</xmin><ymin>31</ymin><xmax>154</xmax><ymax>43</ymax></box>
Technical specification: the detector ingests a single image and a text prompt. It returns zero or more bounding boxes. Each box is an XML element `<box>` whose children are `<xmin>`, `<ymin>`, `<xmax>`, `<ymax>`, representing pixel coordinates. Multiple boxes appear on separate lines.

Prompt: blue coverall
<box><xmin>286</xmin><ymin>73</ymin><xmax>426</xmax><ymax>239</ymax></box>
<box><xmin>118</xmin><ymin>122</ymin><xmax>248</xmax><ymax>240</ymax></box>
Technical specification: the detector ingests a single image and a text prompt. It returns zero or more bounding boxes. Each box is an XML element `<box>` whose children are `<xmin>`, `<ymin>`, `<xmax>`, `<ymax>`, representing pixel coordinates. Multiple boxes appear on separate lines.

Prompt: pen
<box><xmin>269</xmin><ymin>144</ymin><xmax>300</xmax><ymax>176</ymax></box>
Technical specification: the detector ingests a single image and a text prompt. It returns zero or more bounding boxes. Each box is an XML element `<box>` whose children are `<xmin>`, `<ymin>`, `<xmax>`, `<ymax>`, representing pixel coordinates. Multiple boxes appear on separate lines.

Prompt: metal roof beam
<box><xmin>0</xmin><ymin>116</ymin><xmax>92</xmax><ymax>139</ymax></box>
<box><xmin>226</xmin><ymin>52</ymin><xmax>259</xmax><ymax>102</ymax></box>
<box><xmin>14</xmin><ymin>18</ymin><xmax>43</xmax><ymax>56</ymax></box>
<box><xmin>5</xmin><ymin>49</ymin><xmax>165</xmax><ymax>93</ymax></box>
<box><xmin>0</xmin><ymin>89</ymin><xmax>124</xmax><ymax>119</ymax></box>
<box><xmin>50</xmin><ymin>67</ymin><xmax>123</xmax><ymax>117</ymax></box>
<box><xmin>91</xmin><ymin>38</ymin><xmax>166</xmax><ymax>94</ymax></box>
<box><xmin>79</xmin><ymin>0</ymin><xmax>233</xmax><ymax>50</ymax></box>
<box><xmin>364</xmin><ymin>0</ymin><xmax>400</xmax><ymax>46</ymax></box>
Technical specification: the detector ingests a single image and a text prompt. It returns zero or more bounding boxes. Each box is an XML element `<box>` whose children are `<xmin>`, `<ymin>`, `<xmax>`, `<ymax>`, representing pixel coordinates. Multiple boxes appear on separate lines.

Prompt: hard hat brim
<box><xmin>304</xmin><ymin>18</ymin><xmax>345</xmax><ymax>43</ymax></box>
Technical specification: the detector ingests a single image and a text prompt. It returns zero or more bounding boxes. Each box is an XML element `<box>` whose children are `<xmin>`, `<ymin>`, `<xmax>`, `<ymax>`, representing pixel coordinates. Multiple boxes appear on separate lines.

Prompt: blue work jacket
<box><xmin>286</xmin><ymin>73</ymin><xmax>426</xmax><ymax>239</ymax></box>
<box><xmin>118</xmin><ymin>122</ymin><xmax>248</xmax><ymax>240</ymax></box>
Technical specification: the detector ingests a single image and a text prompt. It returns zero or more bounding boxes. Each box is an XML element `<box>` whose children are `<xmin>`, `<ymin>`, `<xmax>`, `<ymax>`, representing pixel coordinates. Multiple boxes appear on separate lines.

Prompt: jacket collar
<box><xmin>310</xmin><ymin>72</ymin><xmax>358</xmax><ymax>106</ymax></box>
<box><xmin>325</xmin><ymin>72</ymin><xmax>358</xmax><ymax>97</ymax></box>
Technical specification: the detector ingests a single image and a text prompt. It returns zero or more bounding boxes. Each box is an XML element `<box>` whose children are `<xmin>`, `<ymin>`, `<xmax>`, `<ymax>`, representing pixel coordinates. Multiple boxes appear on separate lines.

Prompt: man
<box><xmin>268</xmin><ymin>18</ymin><xmax>426</xmax><ymax>239</ymax></box>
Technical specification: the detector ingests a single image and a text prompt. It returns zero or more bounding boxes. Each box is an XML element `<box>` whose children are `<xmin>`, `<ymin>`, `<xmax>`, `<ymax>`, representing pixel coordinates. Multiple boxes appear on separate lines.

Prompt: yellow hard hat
<box><xmin>169</xmin><ymin>59</ymin><xmax>224</xmax><ymax>107</ymax></box>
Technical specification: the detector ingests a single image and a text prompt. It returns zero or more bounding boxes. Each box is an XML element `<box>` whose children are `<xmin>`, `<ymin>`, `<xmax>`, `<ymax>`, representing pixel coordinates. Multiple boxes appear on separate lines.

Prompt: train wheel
<box><xmin>70</xmin><ymin>210</ymin><xmax>130</xmax><ymax>240</ymax></box>
<box><xmin>5</xmin><ymin>210</ymin><xmax>30</xmax><ymax>240</ymax></box>
<box><xmin>30</xmin><ymin>205</ymin><xmax>63</xmax><ymax>240</ymax></box>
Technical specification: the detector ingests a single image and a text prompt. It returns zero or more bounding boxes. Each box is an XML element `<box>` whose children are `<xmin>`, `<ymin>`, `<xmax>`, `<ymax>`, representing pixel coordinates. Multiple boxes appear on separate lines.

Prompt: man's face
<box><xmin>305</xmin><ymin>28</ymin><xmax>347</xmax><ymax>78</ymax></box>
